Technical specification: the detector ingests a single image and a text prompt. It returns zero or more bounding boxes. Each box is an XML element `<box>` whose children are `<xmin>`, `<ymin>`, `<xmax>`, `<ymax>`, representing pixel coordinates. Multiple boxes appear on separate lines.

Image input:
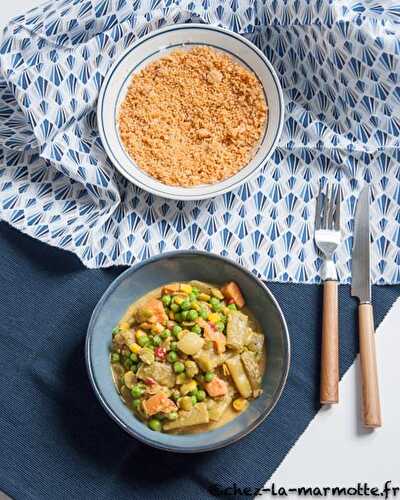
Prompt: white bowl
<box><xmin>97</xmin><ymin>24</ymin><xmax>284</xmax><ymax>200</ymax></box>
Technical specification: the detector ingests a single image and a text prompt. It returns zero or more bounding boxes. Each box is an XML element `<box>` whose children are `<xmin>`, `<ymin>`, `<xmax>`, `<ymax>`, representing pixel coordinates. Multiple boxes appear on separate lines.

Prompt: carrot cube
<box><xmin>204</xmin><ymin>376</ymin><xmax>228</xmax><ymax>397</ymax></box>
<box><xmin>221</xmin><ymin>282</ymin><xmax>245</xmax><ymax>308</ymax></box>
<box><xmin>142</xmin><ymin>392</ymin><xmax>177</xmax><ymax>416</ymax></box>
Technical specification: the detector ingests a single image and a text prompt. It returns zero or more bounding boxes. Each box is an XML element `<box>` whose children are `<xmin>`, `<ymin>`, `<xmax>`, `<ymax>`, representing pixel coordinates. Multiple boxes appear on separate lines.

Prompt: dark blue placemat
<box><xmin>0</xmin><ymin>221</ymin><xmax>398</xmax><ymax>500</ymax></box>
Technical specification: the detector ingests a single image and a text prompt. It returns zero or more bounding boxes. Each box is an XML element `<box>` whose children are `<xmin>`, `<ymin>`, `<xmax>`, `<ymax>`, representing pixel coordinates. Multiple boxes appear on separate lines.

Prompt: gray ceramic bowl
<box><xmin>85</xmin><ymin>251</ymin><xmax>290</xmax><ymax>453</ymax></box>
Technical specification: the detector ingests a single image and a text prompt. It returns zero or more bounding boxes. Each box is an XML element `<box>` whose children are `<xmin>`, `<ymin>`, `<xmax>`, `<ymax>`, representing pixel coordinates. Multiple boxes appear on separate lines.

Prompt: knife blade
<box><xmin>351</xmin><ymin>184</ymin><xmax>381</xmax><ymax>428</ymax></box>
<box><xmin>351</xmin><ymin>185</ymin><xmax>371</xmax><ymax>303</ymax></box>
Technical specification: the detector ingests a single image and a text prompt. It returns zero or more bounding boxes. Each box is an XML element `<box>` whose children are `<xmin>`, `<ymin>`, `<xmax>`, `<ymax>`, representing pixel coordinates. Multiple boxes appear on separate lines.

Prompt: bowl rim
<box><xmin>85</xmin><ymin>250</ymin><xmax>291</xmax><ymax>453</ymax></box>
<box><xmin>97</xmin><ymin>23</ymin><xmax>285</xmax><ymax>200</ymax></box>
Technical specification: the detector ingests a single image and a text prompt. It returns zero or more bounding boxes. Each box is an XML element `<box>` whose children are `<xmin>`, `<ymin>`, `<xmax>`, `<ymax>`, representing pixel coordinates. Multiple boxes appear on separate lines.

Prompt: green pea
<box><xmin>170</xmin><ymin>303</ymin><xmax>180</xmax><ymax>312</ymax></box>
<box><xmin>130</xmin><ymin>353</ymin><xmax>138</xmax><ymax>362</ymax></box>
<box><xmin>132</xmin><ymin>399</ymin><xmax>141</xmax><ymax>411</ymax></box>
<box><xmin>181</xmin><ymin>310</ymin><xmax>189</xmax><ymax>321</ymax></box>
<box><xmin>111</xmin><ymin>353</ymin><xmax>120</xmax><ymax>363</ymax></box>
<box><xmin>227</xmin><ymin>303</ymin><xmax>237</xmax><ymax>311</ymax></box>
<box><xmin>148</xmin><ymin>418</ymin><xmax>162</xmax><ymax>432</ymax></box>
<box><xmin>189</xmin><ymin>293</ymin><xmax>197</xmax><ymax>301</ymax></box>
<box><xmin>168</xmin><ymin>411</ymin><xmax>178</xmax><ymax>421</ymax></box>
<box><xmin>191</xmin><ymin>325</ymin><xmax>202</xmax><ymax>335</ymax></box>
<box><xmin>210</xmin><ymin>297</ymin><xmax>220</xmax><ymax>307</ymax></box>
<box><xmin>187</xmin><ymin>309</ymin><xmax>198</xmax><ymax>321</ymax></box>
<box><xmin>161</xmin><ymin>329</ymin><xmax>170</xmax><ymax>339</ymax></box>
<box><xmin>174</xmin><ymin>312</ymin><xmax>183</xmax><ymax>322</ymax></box>
<box><xmin>112</xmin><ymin>327</ymin><xmax>120</xmax><ymax>336</ymax></box>
<box><xmin>180</xmin><ymin>300</ymin><xmax>191</xmax><ymax>311</ymax></box>
<box><xmin>170</xmin><ymin>341</ymin><xmax>178</xmax><ymax>351</ymax></box>
<box><xmin>204</xmin><ymin>371</ymin><xmax>214</xmax><ymax>383</ymax></box>
<box><xmin>162</xmin><ymin>295</ymin><xmax>172</xmax><ymax>306</ymax></box>
<box><xmin>199</xmin><ymin>309</ymin><xmax>209</xmax><ymax>320</ymax></box>
<box><xmin>131</xmin><ymin>384</ymin><xmax>144</xmax><ymax>399</ymax></box>
<box><xmin>124</xmin><ymin>358</ymin><xmax>132</xmax><ymax>369</ymax></box>
<box><xmin>172</xmin><ymin>325</ymin><xmax>182</xmax><ymax>337</ymax></box>
<box><xmin>191</xmin><ymin>395</ymin><xmax>197</xmax><ymax>405</ymax></box>
<box><xmin>167</xmin><ymin>351</ymin><xmax>178</xmax><ymax>363</ymax></box>
<box><xmin>173</xmin><ymin>361</ymin><xmax>185</xmax><ymax>374</ymax></box>
<box><xmin>137</xmin><ymin>335</ymin><xmax>149</xmax><ymax>347</ymax></box>
<box><xmin>210</xmin><ymin>297</ymin><xmax>222</xmax><ymax>312</ymax></box>
<box><xmin>196</xmin><ymin>389</ymin><xmax>206</xmax><ymax>402</ymax></box>
<box><xmin>192</xmin><ymin>287</ymin><xmax>200</xmax><ymax>295</ymax></box>
<box><xmin>153</xmin><ymin>335</ymin><xmax>162</xmax><ymax>346</ymax></box>
<box><xmin>216</xmin><ymin>322</ymin><xmax>225</xmax><ymax>331</ymax></box>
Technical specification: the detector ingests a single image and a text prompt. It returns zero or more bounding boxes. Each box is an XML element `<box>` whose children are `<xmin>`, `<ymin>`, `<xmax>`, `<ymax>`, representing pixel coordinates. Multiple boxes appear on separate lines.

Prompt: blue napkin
<box><xmin>0</xmin><ymin>221</ymin><xmax>398</xmax><ymax>500</ymax></box>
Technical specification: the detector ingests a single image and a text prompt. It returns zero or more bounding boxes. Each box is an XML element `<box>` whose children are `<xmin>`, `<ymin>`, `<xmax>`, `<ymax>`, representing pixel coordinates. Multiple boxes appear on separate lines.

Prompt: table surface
<box><xmin>1</xmin><ymin>2</ymin><xmax>400</xmax><ymax>498</ymax></box>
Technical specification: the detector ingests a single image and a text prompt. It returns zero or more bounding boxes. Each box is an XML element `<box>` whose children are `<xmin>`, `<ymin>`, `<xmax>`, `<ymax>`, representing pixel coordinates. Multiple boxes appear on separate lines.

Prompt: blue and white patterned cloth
<box><xmin>1</xmin><ymin>0</ymin><xmax>400</xmax><ymax>284</ymax></box>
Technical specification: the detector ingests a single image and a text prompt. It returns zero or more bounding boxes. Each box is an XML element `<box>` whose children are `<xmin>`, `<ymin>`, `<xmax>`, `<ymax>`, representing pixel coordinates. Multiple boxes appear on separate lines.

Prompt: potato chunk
<box><xmin>246</xmin><ymin>331</ymin><xmax>264</xmax><ymax>354</ymax></box>
<box><xmin>137</xmin><ymin>361</ymin><xmax>176</xmax><ymax>388</ymax></box>
<box><xmin>177</xmin><ymin>331</ymin><xmax>204</xmax><ymax>355</ymax></box>
<box><xmin>121</xmin><ymin>329</ymin><xmax>136</xmax><ymax>345</ymax></box>
<box><xmin>225</xmin><ymin>355</ymin><xmax>252</xmax><ymax>398</ymax></box>
<box><xmin>241</xmin><ymin>351</ymin><xmax>261</xmax><ymax>390</ymax></box>
<box><xmin>193</xmin><ymin>347</ymin><xmax>231</xmax><ymax>372</ymax></box>
<box><xmin>188</xmin><ymin>280</ymin><xmax>212</xmax><ymax>293</ymax></box>
<box><xmin>163</xmin><ymin>402</ymin><xmax>209</xmax><ymax>431</ymax></box>
<box><xmin>138</xmin><ymin>347</ymin><xmax>155</xmax><ymax>365</ymax></box>
<box><xmin>226</xmin><ymin>311</ymin><xmax>248</xmax><ymax>351</ymax></box>
<box><xmin>207</xmin><ymin>390</ymin><xmax>234</xmax><ymax>421</ymax></box>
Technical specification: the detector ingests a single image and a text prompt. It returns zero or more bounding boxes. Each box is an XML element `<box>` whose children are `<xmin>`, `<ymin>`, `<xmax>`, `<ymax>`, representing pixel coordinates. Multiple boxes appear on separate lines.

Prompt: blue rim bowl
<box><xmin>85</xmin><ymin>251</ymin><xmax>290</xmax><ymax>453</ymax></box>
<box><xmin>97</xmin><ymin>23</ymin><xmax>284</xmax><ymax>200</ymax></box>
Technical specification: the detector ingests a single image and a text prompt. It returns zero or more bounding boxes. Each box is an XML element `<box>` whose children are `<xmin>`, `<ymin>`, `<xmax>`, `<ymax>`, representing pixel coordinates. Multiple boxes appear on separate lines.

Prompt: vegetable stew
<box><xmin>110</xmin><ymin>280</ymin><xmax>266</xmax><ymax>434</ymax></box>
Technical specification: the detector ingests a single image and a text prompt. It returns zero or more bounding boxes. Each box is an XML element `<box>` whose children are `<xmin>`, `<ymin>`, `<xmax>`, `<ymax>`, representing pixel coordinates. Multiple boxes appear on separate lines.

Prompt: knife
<box><xmin>351</xmin><ymin>185</ymin><xmax>382</xmax><ymax>428</ymax></box>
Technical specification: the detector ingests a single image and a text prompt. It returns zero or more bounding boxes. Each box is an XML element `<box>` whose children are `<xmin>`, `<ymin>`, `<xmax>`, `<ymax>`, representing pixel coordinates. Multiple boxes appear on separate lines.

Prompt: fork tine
<box><xmin>327</xmin><ymin>183</ymin><xmax>336</xmax><ymax>229</ymax></box>
<box><xmin>315</xmin><ymin>182</ymin><xmax>323</xmax><ymax>230</ymax></box>
<box><xmin>334</xmin><ymin>184</ymin><xmax>341</xmax><ymax>231</ymax></box>
<box><xmin>322</xmin><ymin>182</ymin><xmax>330</xmax><ymax>229</ymax></box>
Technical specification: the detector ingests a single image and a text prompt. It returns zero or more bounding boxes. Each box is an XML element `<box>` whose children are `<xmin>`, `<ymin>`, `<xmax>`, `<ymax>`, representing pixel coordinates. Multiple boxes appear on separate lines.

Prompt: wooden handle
<box><xmin>320</xmin><ymin>280</ymin><xmax>339</xmax><ymax>404</ymax></box>
<box><xmin>358</xmin><ymin>303</ymin><xmax>382</xmax><ymax>428</ymax></box>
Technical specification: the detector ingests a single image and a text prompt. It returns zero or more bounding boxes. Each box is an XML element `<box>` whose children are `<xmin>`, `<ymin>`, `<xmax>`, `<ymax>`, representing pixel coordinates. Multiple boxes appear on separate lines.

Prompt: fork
<box><xmin>314</xmin><ymin>182</ymin><xmax>341</xmax><ymax>404</ymax></box>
